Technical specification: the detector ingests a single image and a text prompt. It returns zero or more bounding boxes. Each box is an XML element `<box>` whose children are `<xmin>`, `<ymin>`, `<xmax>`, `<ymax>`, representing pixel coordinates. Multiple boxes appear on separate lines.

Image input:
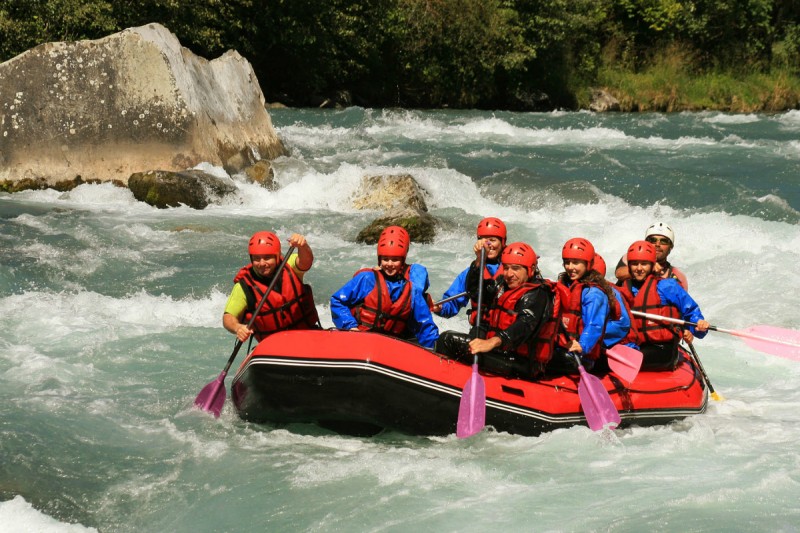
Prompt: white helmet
<box><xmin>645</xmin><ymin>221</ymin><xmax>675</xmax><ymax>244</ymax></box>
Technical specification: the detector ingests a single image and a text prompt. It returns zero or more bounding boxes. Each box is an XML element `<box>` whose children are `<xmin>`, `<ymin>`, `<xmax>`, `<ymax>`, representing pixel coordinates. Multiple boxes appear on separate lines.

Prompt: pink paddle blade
<box><xmin>194</xmin><ymin>373</ymin><xmax>227</xmax><ymax>418</ymax></box>
<box><xmin>456</xmin><ymin>364</ymin><xmax>486</xmax><ymax>438</ymax></box>
<box><xmin>738</xmin><ymin>326</ymin><xmax>800</xmax><ymax>361</ymax></box>
<box><xmin>606</xmin><ymin>345</ymin><xmax>643</xmax><ymax>383</ymax></box>
<box><xmin>577</xmin><ymin>367</ymin><xmax>621</xmax><ymax>431</ymax></box>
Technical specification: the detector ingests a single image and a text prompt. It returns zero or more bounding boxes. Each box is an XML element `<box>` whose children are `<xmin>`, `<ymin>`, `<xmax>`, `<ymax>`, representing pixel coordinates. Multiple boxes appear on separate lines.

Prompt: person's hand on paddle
<box><xmin>469</xmin><ymin>336</ymin><xmax>501</xmax><ymax>354</ymax></box>
<box><xmin>683</xmin><ymin>319</ymin><xmax>709</xmax><ymax>343</ymax></box>
<box><xmin>568</xmin><ymin>339</ymin><xmax>583</xmax><ymax>353</ymax></box>
<box><xmin>287</xmin><ymin>233</ymin><xmax>307</xmax><ymax>249</ymax></box>
<box><xmin>234</xmin><ymin>323</ymin><xmax>253</xmax><ymax>342</ymax></box>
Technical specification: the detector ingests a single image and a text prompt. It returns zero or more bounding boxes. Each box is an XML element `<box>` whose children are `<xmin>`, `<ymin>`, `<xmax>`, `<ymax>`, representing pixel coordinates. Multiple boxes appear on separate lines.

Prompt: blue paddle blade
<box><xmin>457</xmin><ymin>364</ymin><xmax>486</xmax><ymax>438</ymax></box>
<box><xmin>194</xmin><ymin>373</ymin><xmax>227</xmax><ymax>418</ymax></box>
<box><xmin>577</xmin><ymin>366</ymin><xmax>621</xmax><ymax>431</ymax></box>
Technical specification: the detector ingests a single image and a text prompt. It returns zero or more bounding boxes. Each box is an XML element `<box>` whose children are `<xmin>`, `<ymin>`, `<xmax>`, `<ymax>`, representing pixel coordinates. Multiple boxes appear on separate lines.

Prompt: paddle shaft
<box><xmin>221</xmin><ymin>247</ymin><xmax>297</xmax><ymax>375</ymax></box>
<box><xmin>432</xmin><ymin>291</ymin><xmax>468</xmax><ymax>307</ymax></box>
<box><xmin>685</xmin><ymin>341</ymin><xmax>722</xmax><ymax>401</ymax></box>
<box><xmin>474</xmin><ymin>248</ymin><xmax>486</xmax><ymax>346</ymax></box>
<box><xmin>631</xmin><ymin>310</ymin><xmax>799</xmax><ymax>348</ymax></box>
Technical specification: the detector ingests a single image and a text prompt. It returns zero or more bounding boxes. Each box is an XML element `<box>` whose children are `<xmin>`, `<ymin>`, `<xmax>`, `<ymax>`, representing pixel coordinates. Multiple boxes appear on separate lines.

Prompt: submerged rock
<box><xmin>128</xmin><ymin>169</ymin><xmax>236</xmax><ymax>209</ymax></box>
<box><xmin>353</xmin><ymin>174</ymin><xmax>437</xmax><ymax>244</ymax></box>
<box><xmin>0</xmin><ymin>23</ymin><xmax>286</xmax><ymax>186</ymax></box>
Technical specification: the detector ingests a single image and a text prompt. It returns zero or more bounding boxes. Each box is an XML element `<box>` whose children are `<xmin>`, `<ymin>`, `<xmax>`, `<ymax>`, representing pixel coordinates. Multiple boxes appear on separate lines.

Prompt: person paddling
<box><xmin>223</xmin><ymin>232</ymin><xmax>319</xmax><ymax>343</ymax></box>
<box><xmin>330</xmin><ymin>225</ymin><xmax>439</xmax><ymax>348</ymax></box>
<box><xmin>432</xmin><ymin>217</ymin><xmax>507</xmax><ymax>322</ymax></box>
<box><xmin>614</xmin><ymin>221</ymin><xmax>688</xmax><ymax>289</ymax></box>
<box><xmin>553</xmin><ymin>238</ymin><xmax>618</xmax><ymax>372</ymax></box>
<box><xmin>435</xmin><ymin>242</ymin><xmax>557</xmax><ymax>378</ymax></box>
<box><xmin>617</xmin><ymin>240</ymin><xmax>709</xmax><ymax>370</ymax></box>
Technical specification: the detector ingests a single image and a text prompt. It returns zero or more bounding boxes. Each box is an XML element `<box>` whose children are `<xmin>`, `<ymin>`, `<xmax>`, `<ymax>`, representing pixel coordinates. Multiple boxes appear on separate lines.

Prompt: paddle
<box><xmin>194</xmin><ymin>247</ymin><xmax>296</xmax><ymax>417</ymax></box>
<box><xmin>685</xmin><ymin>341</ymin><xmax>723</xmax><ymax>401</ymax></box>
<box><xmin>606</xmin><ymin>344</ymin><xmax>643</xmax><ymax>383</ymax></box>
<box><xmin>456</xmin><ymin>248</ymin><xmax>487</xmax><ymax>438</ymax></box>
<box><xmin>432</xmin><ymin>291</ymin><xmax>468</xmax><ymax>307</ymax></box>
<box><xmin>570</xmin><ymin>352</ymin><xmax>621</xmax><ymax>431</ymax></box>
<box><xmin>631</xmin><ymin>311</ymin><xmax>800</xmax><ymax>361</ymax></box>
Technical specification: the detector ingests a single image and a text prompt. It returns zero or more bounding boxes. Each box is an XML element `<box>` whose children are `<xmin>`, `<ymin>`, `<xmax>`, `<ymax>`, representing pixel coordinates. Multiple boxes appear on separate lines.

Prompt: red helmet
<box><xmin>501</xmin><ymin>242</ymin><xmax>537</xmax><ymax>277</ymax></box>
<box><xmin>627</xmin><ymin>240</ymin><xmax>656</xmax><ymax>263</ymax></box>
<box><xmin>562</xmin><ymin>237</ymin><xmax>595</xmax><ymax>265</ymax></box>
<box><xmin>593</xmin><ymin>253</ymin><xmax>607</xmax><ymax>277</ymax></box>
<box><xmin>248</xmin><ymin>231</ymin><xmax>281</xmax><ymax>256</ymax></box>
<box><xmin>476</xmin><ymin>217</ymin><xmax>507</xmax><ymax>242</ymax></box>
<box><xmin>377</xmin><ymin>226</ymin><xmax>409</xmax><ymax>258</ymax></box>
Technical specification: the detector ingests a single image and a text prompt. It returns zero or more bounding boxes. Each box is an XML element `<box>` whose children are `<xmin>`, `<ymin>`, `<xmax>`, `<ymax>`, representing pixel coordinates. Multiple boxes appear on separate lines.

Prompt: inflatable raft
<box><xmin>230</xmin><ymin>330</ymin><xmax>707</xmax><ymax>436</ymax></box>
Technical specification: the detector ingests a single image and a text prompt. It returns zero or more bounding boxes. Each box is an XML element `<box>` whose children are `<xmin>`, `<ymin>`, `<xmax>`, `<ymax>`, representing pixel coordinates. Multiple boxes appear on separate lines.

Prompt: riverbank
<box><xmin>581</xmin><ymin>63</ymin><xmax>800</xmax><ymax>113</ymax></box>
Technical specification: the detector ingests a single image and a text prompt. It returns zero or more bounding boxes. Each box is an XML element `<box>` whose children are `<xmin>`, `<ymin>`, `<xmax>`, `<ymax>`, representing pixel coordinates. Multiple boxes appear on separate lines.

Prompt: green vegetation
<box><xmin>1</xmin><ymin>0</ymin><xmax>799</xmax><ymax>111</ymax></box>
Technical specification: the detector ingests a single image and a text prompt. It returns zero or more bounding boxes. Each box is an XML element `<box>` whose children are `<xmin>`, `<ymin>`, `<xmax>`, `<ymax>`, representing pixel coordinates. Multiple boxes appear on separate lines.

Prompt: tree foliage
<box><xmin>1</xmin><ymin>0</ymin><xmax>798</xmax><ymax>109</ymax></box>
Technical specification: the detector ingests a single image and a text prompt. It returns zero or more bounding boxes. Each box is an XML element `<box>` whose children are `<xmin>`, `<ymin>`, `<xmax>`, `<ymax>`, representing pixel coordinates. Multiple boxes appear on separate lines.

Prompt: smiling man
<box><xmin>614</xmin><ymin>221</ymin><xmax>688</xmax><ymax>289</ymax></box>
<box><xmin>435</xmin><ymin>242</ymin><xmax>557</xmax><ymax>378</ymax></box>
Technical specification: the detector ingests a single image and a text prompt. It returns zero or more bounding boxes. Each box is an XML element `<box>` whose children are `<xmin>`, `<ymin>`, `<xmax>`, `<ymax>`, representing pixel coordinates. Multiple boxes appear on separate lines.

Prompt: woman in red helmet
<box><xmin>223</xmin><ymin>231</ymin><xmax>319</xmax><ymax>342</ymax></box>
<box><xmin>329</xmin><ymin>226</ymin><xmax>439</xmax><ymax>348</ymax></box>
<box><xmin>617</xmin><ymin>240</ymin><xmax>709</xmax><ymax>370</ymax></box>
<box><xmin>555</xmin><ymin>237</ymin><xmax>619</xmax><ymax>371</ymax></box>
<box><xmin>432</xmin><ymin>217</ymin><xmax>507</xmax><ymax>323</ymax></box>
<box><xmin>435</xmin><ymin>242</ymin><xmax>557</xmax><ymax>378</ymax></box>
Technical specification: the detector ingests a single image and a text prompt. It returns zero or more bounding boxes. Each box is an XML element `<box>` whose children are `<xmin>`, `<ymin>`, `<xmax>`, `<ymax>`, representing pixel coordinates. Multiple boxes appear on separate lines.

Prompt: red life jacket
<box><xmin>485</xmin><ymin>280</ymin><xmax>560</xmax><ymax>364</ymax></box>
<box><xmin>467</xmin><ymin>263</ymin><xmax>504</xmax><ymax>326</ymax></box>
<box><xmin>663</xmin><ymin>263</ymin><xmax>688</xmax><ymax>290</ymax></box>
<box><xmin>234</xmin><ymin>262</ymin><xmax>319</xmax><ymax>341</ymax></box>
<box><xmin>612</xmin><ymin>286</ymin><xmax>644</xmax><ymax>346</ymax></box>
<box><xmin>350</xmin><ymin>268</ymin><xmax>413</xmax><ymax>335</ymax></box>
<box><xmin>618</xmin><ymin>275</ymin><xmax>682</xmax><ymax>344</ymax></box>
<box><xmin>557</xmin><ymin>279</ymin><xmax>616</xmax><ymax>360</ymax></box>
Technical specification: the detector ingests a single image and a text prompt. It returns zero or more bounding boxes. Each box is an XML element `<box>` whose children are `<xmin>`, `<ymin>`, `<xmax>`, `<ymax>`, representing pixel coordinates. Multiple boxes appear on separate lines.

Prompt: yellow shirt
<box><xmin>224</xmin><ymin>254</ymin><xmax>306</xmax><ymax>318</ymax></box>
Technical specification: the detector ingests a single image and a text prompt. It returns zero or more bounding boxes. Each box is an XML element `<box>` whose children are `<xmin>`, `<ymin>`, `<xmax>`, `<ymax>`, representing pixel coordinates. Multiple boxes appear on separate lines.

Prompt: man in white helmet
<box><xmin>614</xmin><ymin>222</ymin><xmax>688</xmax><ymax>290</ymax></box>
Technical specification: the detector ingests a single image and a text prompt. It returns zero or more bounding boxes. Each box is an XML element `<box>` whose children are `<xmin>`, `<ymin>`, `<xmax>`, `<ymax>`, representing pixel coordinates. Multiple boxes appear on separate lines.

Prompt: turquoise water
<box><xmin>1</xmin><ymin>109</ymin><xmax>799</xmax><ymax>532</ymax></box>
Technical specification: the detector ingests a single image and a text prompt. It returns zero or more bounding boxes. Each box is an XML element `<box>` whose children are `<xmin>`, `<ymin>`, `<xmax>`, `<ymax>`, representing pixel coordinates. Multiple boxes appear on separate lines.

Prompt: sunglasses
<box><xmin>646</xmin><ymin>237</ymin><xmax>672</xmax><ymax>245</ymax></box>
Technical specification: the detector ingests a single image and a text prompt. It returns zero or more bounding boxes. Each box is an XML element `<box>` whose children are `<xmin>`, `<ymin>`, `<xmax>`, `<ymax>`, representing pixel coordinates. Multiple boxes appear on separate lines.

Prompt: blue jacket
<box><xmin>603</xmin><ymin>287</ymin><xmax>637</xmax><ymax>349</ymax></box>
<box><xmin>575</xmin><ymin>285</ymin><xmax>610</xmax><ymax>355</ymax></box>
<box><xmin>330</xmin><ymin>269</ymin><xmax>440</xmax><ymax>348</ymax></box>
<box><xmin>437</xmin><ymin>262</ymin><xmax>501</xmax><ymax>318</ymax></box>
<box><xmin>628</xmin><ymin>278</ymin><xmax>707</xmax><ymax>339</ymax></box>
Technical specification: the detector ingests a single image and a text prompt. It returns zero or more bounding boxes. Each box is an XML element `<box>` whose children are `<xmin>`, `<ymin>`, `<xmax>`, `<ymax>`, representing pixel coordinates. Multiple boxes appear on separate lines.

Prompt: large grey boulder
<box><xmin>352</xmin><ymin>174</ymin><xmax>437</xmax><ymax>244</ymax></box>
<box><xmin>0</xmin><ymin>23</ymin><xmax>286</xmax><ymax>186</ymax></box>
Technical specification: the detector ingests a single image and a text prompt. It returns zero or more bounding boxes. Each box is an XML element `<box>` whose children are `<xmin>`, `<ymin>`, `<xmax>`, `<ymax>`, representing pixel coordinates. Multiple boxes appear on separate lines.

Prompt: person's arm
<box><xmin>435</xmin><ymin>267</ymin><xmax>469</xmax><ymax>317</ymax></box>
<box><xmin>222</xmin><ymin>283</ymin><xmax>252</xmax><ymax>341</ymax></box>
<box><xmin>408</xmin><ymin>287</ymin><xmax>440</xmax><ymax>348</ymax></box>
<box><xmin>330</xmin><ymin>273</ymin><xmax>373</xmax><ymax>330</ymax></box>
<box><xmin>288</xmin><ymin>233</ymin><xmax>313</xmax><ymax>272</ymax></box>
<box><xmin>614</xmin><ymin>255</ymin><xmax>629</xmax><ymax>284</ymax></box>
<box><xmin>602</xmin><ymin>289</ymin><xmax>631</xmax><ymax>347</ymax></box>
<box><xmin>408</xmin><ymin>263</ymin><xmax>430</xmax><ymax>295</ymax></box>
<box><xmin>657</xmin><ymin>279</ymin><xmax>709</xmax><ymax>340</ymax></box>
<box><xmin>575</xmin><ymin>287</ymin><xmax>609</xmax><ymax>355</ymax></box>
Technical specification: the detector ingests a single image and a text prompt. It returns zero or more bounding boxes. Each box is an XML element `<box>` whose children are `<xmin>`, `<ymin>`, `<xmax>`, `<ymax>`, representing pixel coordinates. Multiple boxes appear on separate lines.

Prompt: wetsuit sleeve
<box><xmin>437</xmin><ymin>266</ymin><xmax>470</xmax><ymax>318</ymax></box>
<box><xmin>602</xmin><ymin>289</ymin><xmax>632</xmax><ymax>348</ymax></box>
<box><xmin>330</xmin><ymin>272</ymin><xmax>375</xmax><ymax>330</ymax></box>
<box><xmin>223</xmin><ymin>283</ymin><xmax>248</xmax><ymax>318</ymax></box>
<box><xmin>578</xmin><ymin>287</ymin><xmax>609</xmax><ymax>354</ymax></box>
<box><xmin>496</xmin><ymin>287</ymin><xmax>550</xmax><ymax>350</ymax></box>
<box><xmin>407</xmin><ymin>288</ymin><xmax>440</xmax><ymax>348</ymax></box>
<box><xmin>657</xmin><ymin>279</ymin><xmax>707</xmax><ymax>339</ymax></box>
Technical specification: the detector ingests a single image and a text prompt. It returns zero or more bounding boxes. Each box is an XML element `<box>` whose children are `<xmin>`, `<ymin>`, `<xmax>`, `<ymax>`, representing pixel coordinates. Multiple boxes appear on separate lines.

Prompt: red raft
<box><xmin>231</xmin><ymin>330</ymin><xmax>708</xmax><ymax>437</ymax></box>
